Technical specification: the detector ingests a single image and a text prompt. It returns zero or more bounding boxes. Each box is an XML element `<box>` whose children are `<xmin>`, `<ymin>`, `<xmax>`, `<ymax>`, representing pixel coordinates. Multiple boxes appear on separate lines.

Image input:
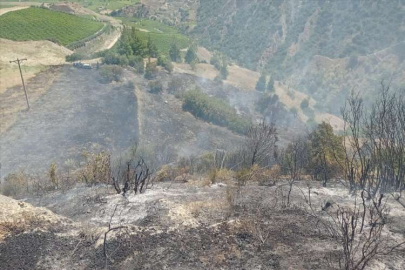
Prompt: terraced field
<box><xmin>119</xmin><ymin>17</ymin><xmax>189</xmax><ymax>54</ymax></box>
<box><xmin>0</xmin><ymin>7</ymin><xmax>103</xmax><ymax>45</ymax></box>
<box><xmin>0</xmin><ymin>0</ymin><xmax>139</xmax><ymax>11</ymax></box>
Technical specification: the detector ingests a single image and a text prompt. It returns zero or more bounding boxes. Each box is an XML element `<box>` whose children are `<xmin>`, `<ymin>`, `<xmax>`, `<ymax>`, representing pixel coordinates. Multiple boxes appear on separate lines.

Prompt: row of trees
<box><xmin>255</xmin><ymin>73</ymin><xmax>275</xmax><ymax>92</ymax></box>
<box><xmin>102</xmin><ymin>26</ymin><xmax>234</xmax><ymax>82</ymax></box>
<box><xmin>279</xmin><ymin>83</ymin><xmax>404</xmax><ymax>195</ymax></box>
<box><xmin>103</xmin><ymin>27</ymin><xmax>183</xmax><ymax>78</ymax></box>
<box><xmin>210</xmin><ymin>51</ymin><xmax>229</xmax><ymax>80</ymax></box>
<box><xmin>341</xmin><ymin>83</ymin><xmax>405</xmax><ymax>195</ymax></box>
<box><xmin>181</xmin><ymin>88</ymin><xmax>250</xmax><ymax>134</ymax></box>
<box><xmin>279</xmin><ymin>122</ymin><xmax>344</xmax><ymax>187</ymax></box>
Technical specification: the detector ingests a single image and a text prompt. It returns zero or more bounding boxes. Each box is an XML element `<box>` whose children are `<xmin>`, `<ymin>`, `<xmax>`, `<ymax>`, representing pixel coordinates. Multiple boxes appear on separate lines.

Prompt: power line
<box><xmin>9</xmin><ymin>58</ymin><xmax>30</xmax><ymax>110</ymax></box>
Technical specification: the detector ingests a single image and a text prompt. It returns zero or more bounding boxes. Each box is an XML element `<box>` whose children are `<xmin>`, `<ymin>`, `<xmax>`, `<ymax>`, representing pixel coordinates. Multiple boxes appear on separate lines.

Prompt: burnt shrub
<box><xmin>148</xmin><ymin>80</ymin><xmax>163</xmax><ymax>94</ymax></box>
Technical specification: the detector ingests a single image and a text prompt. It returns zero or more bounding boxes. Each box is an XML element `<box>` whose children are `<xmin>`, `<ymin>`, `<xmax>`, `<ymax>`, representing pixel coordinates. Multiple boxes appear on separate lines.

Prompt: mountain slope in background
<box><xmin>193</xmin><ymin>0</ymin><xmax>405</xmax><ymax>114</ymax></box>
<box><xmin>114</xmin><ymin>0</ymin><xmax>404</xmax><ymax>116</ymax></box>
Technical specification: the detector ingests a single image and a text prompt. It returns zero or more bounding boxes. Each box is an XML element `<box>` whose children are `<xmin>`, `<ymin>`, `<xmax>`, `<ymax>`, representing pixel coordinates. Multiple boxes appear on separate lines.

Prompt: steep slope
<box><xmin>114</xmin><ymin>0</ymin><xmax>404</xmax><ymax>115</ymax></box>
<box><xmin>112</xmin><ymin>0</ymin><xmax>198</xmax><ymax>25</ymax></box>
<box><xmin>193</xmin><ymin>0</ymin><xmax>405</xmax><ymax>113</ymax></box>
<box><xmin>194</xmin><ymin>0</ymin><xmax>404</xmax><ymax>71</ymax></box>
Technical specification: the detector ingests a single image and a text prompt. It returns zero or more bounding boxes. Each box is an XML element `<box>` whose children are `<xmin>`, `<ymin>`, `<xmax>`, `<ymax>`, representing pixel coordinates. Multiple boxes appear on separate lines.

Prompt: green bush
<box><xmin>210</xmin><ymin>52</ymin><xmax>222</xmax><ymax>70</ymax></box>
<box><xmin>128</xmin><ymin>55</ymin><xmax>144</xmax><ymax>74</ymax></box>
<box><xmin>66</xmin><ymin>53</ymin><xmax>86</xmax><ymax>62</ymax></box>
<box><xmin>255</xmin><ymin>73</ymin><xmax>266</xmax><ymax>92</ymax></box>
<box><xmin>256</xmin><ymin>94</ymin><xmax>279</xmax><ymax>113</ymax></box>
<box><xmin>301</xmin><ymin>98</ymin><xmax>310</xmax><ymax>109</ymax></box>
<box><xmin>182</xmin><ymin>89</ymin><xmax>250</xmax><ymax>134</ymax></box>
<box><xmin>99</xmin><ymin>65</ymin><xmax>123</xmax><ymax>83</ymax></box>
<box><xmin>103</xmin><ymin>52</ymin><xmax>129</xmax><ymax>65</ymax></box>
<box><xmin>157</xmin><ymin>55</ymin><xmax>173</xmax><ymax>73</ymax></box>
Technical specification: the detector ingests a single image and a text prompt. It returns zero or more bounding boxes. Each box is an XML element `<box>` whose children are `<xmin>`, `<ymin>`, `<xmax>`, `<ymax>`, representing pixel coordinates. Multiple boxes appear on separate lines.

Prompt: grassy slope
<box><xmin>118</xmin><ymin>17</ymin><xmax>189</xmax><ymax>54</ymax></box>
<box><xmin>0</xmin><ymin>7</ymin><xmax>103</xmax><ymax>45</ymax></box>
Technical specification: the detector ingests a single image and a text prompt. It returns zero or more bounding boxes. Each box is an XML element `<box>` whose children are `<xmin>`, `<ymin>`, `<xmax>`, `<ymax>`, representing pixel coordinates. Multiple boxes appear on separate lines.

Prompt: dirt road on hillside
<box><xmin>0</xmin><ymin>2</ymin><xmax>122</xmax><ymax>53</ymax></box>
<box><xmin>0</xmin><ymin>5</ymin><xmax>29</xmax><ymax>16</ymax></box>
<box><xmin>0</xmin><ymin>66</ymin><xmax>138</xmax><ymax>177</ymax></box>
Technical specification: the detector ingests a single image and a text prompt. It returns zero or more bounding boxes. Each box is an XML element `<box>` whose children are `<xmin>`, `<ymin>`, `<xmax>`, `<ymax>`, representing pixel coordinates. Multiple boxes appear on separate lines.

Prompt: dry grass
<box><xmin>0</xmin><ymin>194</ymin><xmax>66</xmax><ymax>241</ymax></box>
<box><xmin>0</xmin><ymin>38</ymin><xmax>71</xmax><ymax>94</ymax></box>
<box><xmin>224</xmin><ymin>64</ymin><xmax>260</xmax><ymax>90</ymax></box>
<box><xmin>171</xmin><ymin>54</ymin><xmax>340</xmax><ymax>128</ymax></box>
<box><xmin>208</xmin><ymin>168</ymin><xmax>234</xmax><ymax>185</ymax></box>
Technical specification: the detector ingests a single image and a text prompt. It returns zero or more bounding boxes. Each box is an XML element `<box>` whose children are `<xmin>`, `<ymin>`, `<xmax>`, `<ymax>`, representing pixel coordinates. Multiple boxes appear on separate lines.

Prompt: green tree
<box><xmin>267</xmin><ymin>77</ymin><xmax>275</xmax><ymax>92</ymax></box>
<box><xmin>128</xmin><ymin>55</ymin><xmax>144</xmax><ymax>74</ymax></box>
<box><xmin>164</xmin><ymin>60</ymin><xmax>174</xmax><ymax>73</ymax></box>
<box><xmin>255</xmin><ymin>73</ymin><xmax>266</xmax><ymax>92</ymax></box>
<box><xmin>210</xmin><ymin>52</ymin><xmax>221</xmax><ymax>69</ymax></box>
<box><xmin>182</xmin><ymin>88</ymin><xmax>250</xmax><ymax>134</ymax></box>
<box><xmin>144</xmin><ymin>62</ymin><xmax>157</xmax><ymax>80</ymax></box>
<box><xmin>118</xmin><ymin>41</ymin><xmax>133</xmax><ymax>56</ymax></box>
<box><xmin>308</xmin><ymin>122</ymin><xmax>345</xmax><ymax>187</ymax></box>
<box><xmin>220</xmin><ymin>63</ymin><xmax>228</xmax><ymax>79</ymax></box>
<box><xmin>301</xmin><ymin>98</ymin><xmax>310</xmax><ymax>109</ymax></box>
<box><xmin>99</xmin><ymin>65</ymin><xmax>123</xmax><ymax>83</ymax></box>
<box><xmin>185</xmin><ymin>46</ymin><xmax>197</xmax><ymax>64</ymax></box>
<box><xmin>169</xmin><ymin>40</ymin><xmax>181</xmax><ymax>62</ymax></box>
<box><xmin>146</xmin><ymin>34</ymin><xmax>158</xmax><ymax>59</ymax></box>
<box><xmin>157</xmin><ymin>55</ymin><xmax>173</xmax><ymax>73</ymax></box>
<box><xmin>130</xmin><ymin>28</ymin><xmax>146</xmax><ymax>57</ymax></box>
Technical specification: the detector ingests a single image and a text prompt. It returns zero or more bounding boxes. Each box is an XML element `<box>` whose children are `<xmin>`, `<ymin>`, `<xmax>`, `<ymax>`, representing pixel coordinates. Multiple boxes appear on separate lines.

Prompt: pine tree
<box><xmin>255</xmin><ymin>73</ymin><xmax>266</xmax><ymax>92</ymax></box>
<box><xmin>130</xmin><ymin>28</ymin><xmax>146</xmax><ymax>57</ymax></box>
<box><xmin>267</xmin><ymin>77</ymin><xmax>275</xmax><ymax>92</ymax></box>
<box><xmin>220</xmin><ymin>63</ymin><xmax>228</xmax><ymax>79</ymax></box>
<box><xmin>301</xmin><ymin>98</ymin><xmax>309</xmax><ymax>109</ymax></box>
<box><xmin>146</xmin><ymin>35</ymin><xmax>158</xmax><ymax>59</ymax></box>
<box><xmin>185</xmin><ymin>46</ymin><xmax>197</xmax><ymax>64</ymax></box>
<box><xmin>169</xmin><ymin>40</ymin><xmax>181</xmax><ymax>62</ymax></box>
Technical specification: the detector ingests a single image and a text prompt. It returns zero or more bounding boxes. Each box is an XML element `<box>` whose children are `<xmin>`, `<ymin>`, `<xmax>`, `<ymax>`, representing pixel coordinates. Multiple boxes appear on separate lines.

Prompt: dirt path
<box><xmin>0</xmin><ymin>5</ymin><xmax>28</xmax><ymax>16</ymax></box>
<box><xmin>104</xmin><ymin>29</ymin><xmax>121</xmax><ymax>50</ymax></box>
<box><xmin>134</xmin><ymin>84</ymin><xmax>144</xmax><ymax>140</ymax></box>
<box><xmin>82</xmin><ymin>8</ymin><xmax>122</xmax><ymax>53</ymax></box>
<box><xmin>0</xmin><ymin>66</ymin><xmax>138</xmax><ymax>177</ymax></box>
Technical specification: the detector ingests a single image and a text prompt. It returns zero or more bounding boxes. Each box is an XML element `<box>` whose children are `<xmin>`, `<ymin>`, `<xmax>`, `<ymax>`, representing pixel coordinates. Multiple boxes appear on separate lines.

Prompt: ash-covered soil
<box><xmin>1</xmin><ymin>180</ymin><xmax>402</xmax><ymax>270</ymax></box>
<box><xmin>130</xmin><ymin>70</ymin><xmax>246</xmax><ymax>158</ymax></box>
<box><xmin>0</xmin><ymin>66</ymin><xmax>138</xmax><ymax>177</ymax></box>
<box><xmin>0</xmin><ymin>63</ymin><xmax>302</xmax><ymax>178</ymax></box>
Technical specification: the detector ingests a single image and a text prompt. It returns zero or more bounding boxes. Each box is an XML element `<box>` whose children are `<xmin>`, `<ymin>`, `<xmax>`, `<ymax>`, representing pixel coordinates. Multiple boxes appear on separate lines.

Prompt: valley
<box><xmin>0</xmin><ymin>1</ymin><xmax>404</xmax><ymax>270</ymax></box>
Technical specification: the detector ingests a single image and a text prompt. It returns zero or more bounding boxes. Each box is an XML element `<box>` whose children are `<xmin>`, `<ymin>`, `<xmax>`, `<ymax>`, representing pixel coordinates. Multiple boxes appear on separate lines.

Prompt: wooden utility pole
<box><xmin>10</xmin><ymin>58</ymin><xmax>30</xmax><ymax>110</ymax></box>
